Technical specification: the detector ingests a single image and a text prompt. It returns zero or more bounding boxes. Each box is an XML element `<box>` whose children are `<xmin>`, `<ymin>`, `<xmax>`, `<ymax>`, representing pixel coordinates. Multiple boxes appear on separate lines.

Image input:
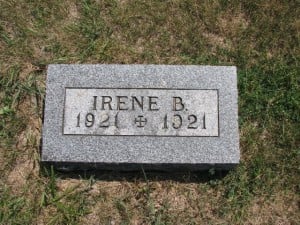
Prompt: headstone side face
<box><xmin>42</xmin><ymin>65</ymin><xmax>239</xmax><ymax>171</ymax></box>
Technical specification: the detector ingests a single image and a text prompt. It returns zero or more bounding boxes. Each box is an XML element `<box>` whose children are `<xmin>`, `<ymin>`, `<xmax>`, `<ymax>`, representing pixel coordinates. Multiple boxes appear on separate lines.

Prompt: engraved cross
<box><xmin>134</xmin><ymin>115</ymin><xmax>147</xmax><ymax>127</ymax></box>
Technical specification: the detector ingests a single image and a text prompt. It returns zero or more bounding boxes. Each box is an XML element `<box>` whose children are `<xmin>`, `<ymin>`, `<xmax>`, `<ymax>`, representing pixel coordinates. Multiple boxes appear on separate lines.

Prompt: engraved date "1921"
<box><xmin>76</xmin><ymin>113</ymin><xmax>119</xmax><ymax>128</ymax></box>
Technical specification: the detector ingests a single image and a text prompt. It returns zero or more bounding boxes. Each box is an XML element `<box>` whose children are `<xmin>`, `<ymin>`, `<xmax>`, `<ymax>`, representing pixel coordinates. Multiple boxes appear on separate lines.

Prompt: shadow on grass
<box><xmin>41</xmin><ymin>163</ymin><xmax>231</xmax><ymax>183</ymax></box>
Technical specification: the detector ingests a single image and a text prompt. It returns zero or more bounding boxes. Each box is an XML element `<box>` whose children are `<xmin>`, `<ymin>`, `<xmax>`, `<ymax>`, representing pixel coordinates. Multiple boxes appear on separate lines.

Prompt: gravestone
<box><xmin>41</xmin><ymin>65</ymin><xmax>239</xmax><ymax>170</ymax></box>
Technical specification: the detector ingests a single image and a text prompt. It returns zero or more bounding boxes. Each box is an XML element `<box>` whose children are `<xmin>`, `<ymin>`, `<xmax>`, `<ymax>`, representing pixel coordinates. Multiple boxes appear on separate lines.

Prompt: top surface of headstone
<box><xmin>42</xmin><ymin>64</ymin><xmax>239</xmax><ymax>169</ymax></box>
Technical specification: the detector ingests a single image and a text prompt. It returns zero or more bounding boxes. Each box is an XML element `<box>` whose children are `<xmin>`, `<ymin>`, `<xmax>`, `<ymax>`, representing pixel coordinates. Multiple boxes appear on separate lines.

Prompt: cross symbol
<box><xmin>134</xmin><ymin>115</ymin><xmax>147</xmax><ymax>127</ymax></box>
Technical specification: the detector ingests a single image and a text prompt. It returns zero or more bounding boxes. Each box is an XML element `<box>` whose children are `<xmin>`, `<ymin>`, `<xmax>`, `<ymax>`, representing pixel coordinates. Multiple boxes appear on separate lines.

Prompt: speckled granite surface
<box><xmin>41</xmin><ymin>64</ymin><xmax>239</xmax><ymax>171</ymax></box>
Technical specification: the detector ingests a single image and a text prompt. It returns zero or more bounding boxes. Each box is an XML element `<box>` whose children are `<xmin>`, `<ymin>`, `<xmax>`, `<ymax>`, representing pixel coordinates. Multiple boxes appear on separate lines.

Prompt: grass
<box><xmin>0</xmin><ymin>0</ymin><xmax>299</xmax><ymax>224</ymax></box>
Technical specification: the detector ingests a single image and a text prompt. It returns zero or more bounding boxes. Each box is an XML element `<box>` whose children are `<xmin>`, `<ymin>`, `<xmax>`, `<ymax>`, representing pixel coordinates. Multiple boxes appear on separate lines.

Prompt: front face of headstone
<box><xmin>42</xmin><ymin>65</ymin><xmax>239</xmax><ymax>170</ymax></box>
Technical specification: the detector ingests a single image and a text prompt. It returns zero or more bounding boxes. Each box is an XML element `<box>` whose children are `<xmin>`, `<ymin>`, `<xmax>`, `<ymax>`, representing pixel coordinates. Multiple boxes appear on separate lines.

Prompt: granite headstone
<box><xmin>42</xmin><ymin>65</ymin><xmax>239</xmax><ymax>170</ymax></box>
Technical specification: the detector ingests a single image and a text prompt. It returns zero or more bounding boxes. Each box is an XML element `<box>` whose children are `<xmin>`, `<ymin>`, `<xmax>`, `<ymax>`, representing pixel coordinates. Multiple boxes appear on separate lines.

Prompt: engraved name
<box><xmin>91</xmin><ymin>96</ymin><xmax>184</xmax><ymax>111</ymax></box>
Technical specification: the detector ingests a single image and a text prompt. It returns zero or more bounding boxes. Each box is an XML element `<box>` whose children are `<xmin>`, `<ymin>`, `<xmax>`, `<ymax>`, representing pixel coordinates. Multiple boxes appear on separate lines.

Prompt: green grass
<box><xmin>0</xmin><ymin>0</ymin><xmax>299</xmax><ymax>224</ymax></box>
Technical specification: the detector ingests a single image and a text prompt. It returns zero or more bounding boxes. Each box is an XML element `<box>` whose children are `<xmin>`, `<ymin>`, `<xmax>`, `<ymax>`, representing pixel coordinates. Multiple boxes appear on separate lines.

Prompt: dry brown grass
<box><xmin>245</xmin><ymin>191</ymin><xmax>300</xmax><ymax>225</ymax></box>
<box><xmin>0</xmin><ymin>0</ymin><xmax>299</xmax><ymax>224</ymax></box>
